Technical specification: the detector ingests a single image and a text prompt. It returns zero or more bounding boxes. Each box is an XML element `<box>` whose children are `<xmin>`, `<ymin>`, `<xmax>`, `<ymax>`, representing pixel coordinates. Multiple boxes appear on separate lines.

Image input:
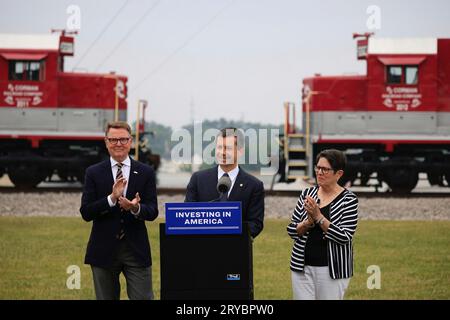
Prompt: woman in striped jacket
<box><xmin>287</xmin><ymin>149</ymin><xmax>359</xmax><ymax>300</ymax></box>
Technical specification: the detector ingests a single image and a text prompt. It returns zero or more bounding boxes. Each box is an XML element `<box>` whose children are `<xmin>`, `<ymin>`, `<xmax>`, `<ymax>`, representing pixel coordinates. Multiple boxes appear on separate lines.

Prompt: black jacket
<box><xmin>80</xmin><ymin>158</ymin><xmax>158</xmax><ymax>268</ymax></box>
<box><xmin>185</xmin><ymin>166</ymin><xmax>265</xmax><ymax>238</ymax></box>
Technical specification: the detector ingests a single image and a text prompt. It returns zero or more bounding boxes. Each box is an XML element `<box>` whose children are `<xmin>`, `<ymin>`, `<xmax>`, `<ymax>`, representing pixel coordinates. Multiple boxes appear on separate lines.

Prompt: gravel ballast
<box><xmin>0</xmin><ymin>193</ymin><xmax>449</xmax><ymax>220</ymax></box>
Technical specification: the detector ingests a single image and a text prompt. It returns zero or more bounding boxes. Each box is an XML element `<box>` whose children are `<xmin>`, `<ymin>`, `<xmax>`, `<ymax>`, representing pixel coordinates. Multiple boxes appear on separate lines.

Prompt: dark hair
<box><xmin>316</xmin><ymin>149</ymin><xmax>346</xmax><ymax>172</ymax></box>
<box><xmin>217</xmin><ymin>127</ymin><xmax>245</xmax><ymax>149</ymax></box>
<box><xmin>105</xmin><ymin>121</ymin><xmax>131</xmax><ymax>136</ymax></box>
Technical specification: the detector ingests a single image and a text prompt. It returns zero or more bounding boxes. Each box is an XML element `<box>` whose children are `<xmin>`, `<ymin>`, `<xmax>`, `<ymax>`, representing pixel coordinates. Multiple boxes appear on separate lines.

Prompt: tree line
<box><xmin>133</xmin><ymin>119</ymin><xmax>284</xmax><ymax>171</ymax></box>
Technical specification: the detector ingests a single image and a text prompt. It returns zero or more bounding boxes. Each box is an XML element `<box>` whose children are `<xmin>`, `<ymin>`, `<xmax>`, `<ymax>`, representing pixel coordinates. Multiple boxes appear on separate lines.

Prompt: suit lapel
<box><xmin>228</xmin><ymin>168</ymin><xmax>245</xmax><ymax>201</ymax></box>
<box><xmin>209</xmin><ymin>166</ymin><xmax>219</xmax><ymax>199</ymax></box>
<box><xmin>102</xmin><ymin>159</ymin><xmax>114</xmax><ymax>188</ymax></box>
<box><xmin>126</xmin><ymin>159</ymin><xmax>138</xmax><ymax>199</ymax></box>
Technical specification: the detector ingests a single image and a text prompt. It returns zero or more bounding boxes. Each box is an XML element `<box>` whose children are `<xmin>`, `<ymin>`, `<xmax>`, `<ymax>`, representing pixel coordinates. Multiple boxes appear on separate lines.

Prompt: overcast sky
<box><xmin>1</xmin><ymin>0</ymin><xmax>449</xmax><ymax>129</ymax></box>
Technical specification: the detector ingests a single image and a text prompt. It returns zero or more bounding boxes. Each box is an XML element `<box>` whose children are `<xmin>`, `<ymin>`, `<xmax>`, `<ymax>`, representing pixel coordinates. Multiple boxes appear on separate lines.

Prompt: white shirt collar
<box><xmin>218</xmin><ymin>165</ymin><xmax>239</xmax><ymax>182</ymax></box>
<box><xmin>110</xmin><ymin>156</ymin><xmax>131</xmax><ymax>168</ymax></box>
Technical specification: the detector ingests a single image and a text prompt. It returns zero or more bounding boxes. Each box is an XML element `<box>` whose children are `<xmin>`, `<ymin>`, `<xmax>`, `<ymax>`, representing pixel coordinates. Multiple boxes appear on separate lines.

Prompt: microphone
<box><xmin>217</xmin><ymin>174</ymin><xmax>231</xmax><ymax>194</ymax></box>
<box><xmin>209</xmin><ymin>174</ymin><xmax>232</xmax><ymax>202</ymax></box>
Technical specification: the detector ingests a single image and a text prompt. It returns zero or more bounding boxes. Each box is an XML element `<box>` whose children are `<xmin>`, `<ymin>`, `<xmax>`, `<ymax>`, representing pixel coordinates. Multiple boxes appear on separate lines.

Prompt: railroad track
<box><xmin>1</xmin><ymin>186</ymin><xmax>449</xmax><ymax>198</ymax></box>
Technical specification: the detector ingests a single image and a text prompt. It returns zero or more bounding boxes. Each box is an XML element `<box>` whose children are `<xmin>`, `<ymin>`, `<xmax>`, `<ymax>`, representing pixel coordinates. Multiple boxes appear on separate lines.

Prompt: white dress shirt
<box><xmin>217</xmin><ymin>165</ymin><xmax>239</xmax><ymax>197</ymax></box>
<box><xmin>107</xmin><ymin>156</ymin><xmax>140</xmax><ymax>215</ymax></box>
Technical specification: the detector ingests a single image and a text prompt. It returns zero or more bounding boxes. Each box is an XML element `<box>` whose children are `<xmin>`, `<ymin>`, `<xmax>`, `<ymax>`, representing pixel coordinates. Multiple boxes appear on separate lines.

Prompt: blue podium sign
<box><xmin>165</xmin><ymin>202</ymin><xmax>242</xmax><ymax>235</ymax></box>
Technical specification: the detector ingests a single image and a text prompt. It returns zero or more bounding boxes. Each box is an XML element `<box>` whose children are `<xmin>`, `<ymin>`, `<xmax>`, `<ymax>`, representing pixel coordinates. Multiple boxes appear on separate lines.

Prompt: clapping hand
<box><xmin>304</xmin><ymin>196</ymin><xmax>321</xmax><ymax>222</ymax></box>
<box><xmin>119</xmin><ymin>192</ymin><xmax>141</xmax><ymax>212</ymax></box>
<box><xmin>111</xmin><ymin>177</ymin><xmax>127</xmax><ymax>202</ymax></box>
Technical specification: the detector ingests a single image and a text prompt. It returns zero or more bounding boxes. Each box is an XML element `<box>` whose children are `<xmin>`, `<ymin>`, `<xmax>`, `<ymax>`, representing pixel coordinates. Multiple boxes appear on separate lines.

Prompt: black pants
<box><xmin>91</xmin><ymin>240</ymin><xmax>153</xmax><ymax>300</ymax></box>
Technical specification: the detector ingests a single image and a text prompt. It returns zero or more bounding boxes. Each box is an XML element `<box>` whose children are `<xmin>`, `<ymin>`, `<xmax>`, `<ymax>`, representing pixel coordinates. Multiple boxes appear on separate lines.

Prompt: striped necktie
<box><xmin>116</xmin><ymin>162</ymin><xmax>125</xmax><ymax>240</ymax></box>
<box><xmin>116</xmin><ymin>162</ymin><xmax>123</xmax><ymax>181</ymax></box>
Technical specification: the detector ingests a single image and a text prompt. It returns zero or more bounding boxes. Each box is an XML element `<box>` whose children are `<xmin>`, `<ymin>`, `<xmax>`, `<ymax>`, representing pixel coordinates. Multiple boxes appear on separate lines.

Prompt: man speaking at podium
<box><xmin>185</xmin><ymin>127</ymin><xmax>265</xmax><ymax>238</ymax></box>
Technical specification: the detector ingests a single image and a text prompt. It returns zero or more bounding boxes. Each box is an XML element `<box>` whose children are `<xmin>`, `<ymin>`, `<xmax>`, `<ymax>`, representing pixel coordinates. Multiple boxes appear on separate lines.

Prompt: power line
<box><xmin>73</xmin><ymin>0</ymin><xmax>130</xmax><ymax>69</ymax></box>
<box><xmin>131</xmin><ymin>0</ymin><xmax>235</xmax><ymax>92</ymax></box>
<box><xmin>94</xmin><ymin>0</ymin><xmax>161</xmax><ymax>72</ymax></box>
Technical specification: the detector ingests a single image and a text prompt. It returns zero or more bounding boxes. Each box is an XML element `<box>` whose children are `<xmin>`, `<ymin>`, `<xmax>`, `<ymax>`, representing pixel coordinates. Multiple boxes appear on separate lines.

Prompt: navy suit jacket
<box><xmin>185</xmin><ymin>166</ymin><xmax>265</xmax><ymax>238</ymax></box>
<box><xmin>80</xmin><ymin>158</ymin><xmax>158</xmax><ymax>268</ymax></box>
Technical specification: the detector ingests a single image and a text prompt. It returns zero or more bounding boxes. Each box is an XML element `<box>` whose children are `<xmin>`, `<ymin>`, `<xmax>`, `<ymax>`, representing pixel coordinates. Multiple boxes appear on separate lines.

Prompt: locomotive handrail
<box><xmin>134</xmin><ymin>99</ymin><xmax>148</xmax><ymax>161</ymax></box>
<box><xmin>303</xmin><ymin>91</ymin><xmax>319</xmax><ymax>179</ymax></box>
<box><xmin>104</xmin><ymin>74</ymin><xmax>119</xmax><ymax>121</ymax></box>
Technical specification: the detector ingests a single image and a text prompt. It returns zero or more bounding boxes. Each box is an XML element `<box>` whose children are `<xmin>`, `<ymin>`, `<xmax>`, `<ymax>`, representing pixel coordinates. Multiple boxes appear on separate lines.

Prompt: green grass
<box><xmin>0</xmin><ymin>217</ymin><xmax>448</xmax><ymax>299</ymax></box>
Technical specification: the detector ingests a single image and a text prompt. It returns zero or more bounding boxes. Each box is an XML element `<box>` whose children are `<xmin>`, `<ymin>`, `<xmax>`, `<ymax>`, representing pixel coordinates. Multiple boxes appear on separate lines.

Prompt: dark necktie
<box><xmin>116</xmin><ymin>163</ymin><xmax>125</xmax><ymax>240</ymax></box>
<box><xmin>220</xmin><ymin>173</ymin><xmax>229</xmax><ymax>202</ymax></box>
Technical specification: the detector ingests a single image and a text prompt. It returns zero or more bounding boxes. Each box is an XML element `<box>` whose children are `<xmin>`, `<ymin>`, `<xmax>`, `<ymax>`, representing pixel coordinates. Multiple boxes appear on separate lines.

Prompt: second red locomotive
<box><xmin>283</xmin><ymin>33</ymin><xmax>450</xmax><ymax>193</ymax></box>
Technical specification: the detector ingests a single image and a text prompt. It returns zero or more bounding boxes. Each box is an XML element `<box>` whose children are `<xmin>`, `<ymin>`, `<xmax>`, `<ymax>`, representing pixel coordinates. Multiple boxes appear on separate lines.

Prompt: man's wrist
<box><xmin>108</xmin><ymin>194</ymin><xmax>117</xmax><ymax>207</ymax></box>
<box><xmin>131</xmin><ymin>203</ymin><xmax>140</xmax><ymax>214</ymax></box>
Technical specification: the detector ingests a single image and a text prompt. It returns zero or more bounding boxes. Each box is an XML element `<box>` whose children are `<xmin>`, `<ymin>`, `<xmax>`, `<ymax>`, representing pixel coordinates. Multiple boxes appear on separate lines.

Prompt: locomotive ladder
<box><xmin>283</xmin><ymin>102</ymin><xmax>312</xmax><ymax>181</ymax></box>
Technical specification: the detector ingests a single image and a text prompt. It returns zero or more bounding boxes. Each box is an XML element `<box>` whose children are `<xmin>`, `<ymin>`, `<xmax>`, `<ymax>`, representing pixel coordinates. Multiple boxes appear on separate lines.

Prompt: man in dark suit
<box><xmin>185</xmin><ymin>127</ymin><xmax>264</xmax><ymax>238</ymax></box>
<box><xmin>80</xmin><ymin>121</ymin><xmax>158</xmax><ymax>300</ymax></box>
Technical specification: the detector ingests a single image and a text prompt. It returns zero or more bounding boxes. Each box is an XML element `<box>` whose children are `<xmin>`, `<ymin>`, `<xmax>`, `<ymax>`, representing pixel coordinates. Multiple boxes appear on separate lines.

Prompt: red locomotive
<box><xmin>0</xmin><ymin>31</ymin><xmax>159</xmax><ymax>188</ymax></box>
<box><xmin>283</xmin><ymin>33</ymin><xmax>450</xmax><ymax>193</ymax></box>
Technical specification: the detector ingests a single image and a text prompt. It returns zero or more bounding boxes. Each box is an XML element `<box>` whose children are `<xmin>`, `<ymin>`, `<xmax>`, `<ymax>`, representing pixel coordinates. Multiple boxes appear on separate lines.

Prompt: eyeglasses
<box><xmin>106</xmin><ymin>137</ymin><xmax>130</xmax><ymax>145</ymax></box>
<box><xmin>314</xmin><ymin>165</ymin><xmax>334</xmax><ymax>174</ymax></box>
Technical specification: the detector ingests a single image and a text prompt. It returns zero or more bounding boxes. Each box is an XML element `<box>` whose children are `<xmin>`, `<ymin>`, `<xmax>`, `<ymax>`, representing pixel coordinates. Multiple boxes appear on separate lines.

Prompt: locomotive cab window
<box><xmin>405</xmin><ymin>66</ymin><xmax>418</xmax><ymax>84</ymax></box>
<box><xmin>386</xmin><ymin>65</ymin><xmax>419</xmax><ymax>85</ymax></box>
<box><xmin>387</xmin><ymin>66</ymin><xmax>402</xmax><ymax>84</ymax></box>
<box><xmin>8</xmin><ymin>60</ymin><xmax>45</xmax><ymax>81</ymax></box>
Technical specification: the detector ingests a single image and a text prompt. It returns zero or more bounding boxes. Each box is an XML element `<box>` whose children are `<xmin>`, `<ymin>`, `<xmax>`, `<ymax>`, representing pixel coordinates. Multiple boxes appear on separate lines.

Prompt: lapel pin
<box><xmin>240</xmin><ymin>183</ymin><xmax>243</xmax><ymax>187</ymax></box>
<box><xmin>133</xmin><ymin>171</ymin><xmax>138</xmax><ymax>174</ymax></box>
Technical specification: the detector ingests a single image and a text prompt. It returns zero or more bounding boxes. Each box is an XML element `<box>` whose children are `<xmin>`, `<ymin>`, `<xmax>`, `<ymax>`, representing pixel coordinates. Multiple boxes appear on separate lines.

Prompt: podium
<box><xmin>160</xmin><ymin>201</ymin><xmax>254</xmax><ymax>300</ymax></box>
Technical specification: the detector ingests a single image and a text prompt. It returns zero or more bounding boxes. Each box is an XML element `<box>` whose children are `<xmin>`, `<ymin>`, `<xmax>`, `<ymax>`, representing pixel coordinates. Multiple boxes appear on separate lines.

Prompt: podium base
<box><xmin>159</xmin><ymin>223</ymin><xmax>254</xmax><ymax>300</ymax></box>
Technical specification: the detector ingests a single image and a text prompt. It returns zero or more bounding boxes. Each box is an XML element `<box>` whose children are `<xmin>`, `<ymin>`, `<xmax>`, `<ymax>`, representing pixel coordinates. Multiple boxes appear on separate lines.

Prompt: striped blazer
<box><xmin>287</xmin><ymin>186</ymin><xmax>359</xmax><ymax>279</ymax></box>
